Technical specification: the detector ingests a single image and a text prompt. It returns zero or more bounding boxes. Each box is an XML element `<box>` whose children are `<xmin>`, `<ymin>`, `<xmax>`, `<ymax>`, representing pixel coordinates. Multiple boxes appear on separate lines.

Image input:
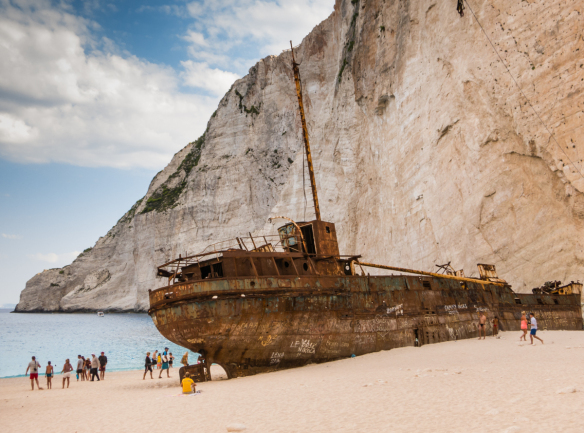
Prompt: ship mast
<box><xmin>290</xmin><ymin>41</ymin><xmax>321</xmax><ymax>221</ymax></box>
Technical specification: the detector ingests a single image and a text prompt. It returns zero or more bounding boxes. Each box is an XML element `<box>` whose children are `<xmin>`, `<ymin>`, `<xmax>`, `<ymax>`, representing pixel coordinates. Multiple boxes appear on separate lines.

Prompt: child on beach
<box><xmin>519</xmin><ymin>312</ymin><xmax>528</xmax><ymax>341</ymax></box>
<box><xmin>181</xmin><ymin>372</ymin><xmax>196</xmax><ymax>394</ymax></box>
<box><xmin>61</xmin><ymin>359</ymin><xmax>73</xmax><ymax>389</ymax></box>
<box><xmin>157</xmin><ymin>353</ymin><xmax>162</xmax><ymax>369</ymax></box>
<box><xmin>181</xmin><ymin>352</ymin><xmax>189</xmax><ymax>367</ymax></box>
<box><xmin>46</xmin><ymin>362</ymin><xmax>54</xmax><ymax>389</ymax></box>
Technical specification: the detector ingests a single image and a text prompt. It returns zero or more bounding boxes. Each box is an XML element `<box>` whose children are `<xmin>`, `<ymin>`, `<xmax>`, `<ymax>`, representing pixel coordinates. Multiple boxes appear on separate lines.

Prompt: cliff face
<box><xmin>16</xmin><ymin>0</ymin><xmax>584</xmax><ymax>312</ymax></box>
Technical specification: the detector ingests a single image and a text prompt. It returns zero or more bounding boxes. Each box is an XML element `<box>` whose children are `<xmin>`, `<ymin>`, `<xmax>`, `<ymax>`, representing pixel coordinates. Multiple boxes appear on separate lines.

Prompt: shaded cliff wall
<box><xmin>16</xmin><ymin>0</ymin><xmax>584</xmax><ymax>312</ymax></box>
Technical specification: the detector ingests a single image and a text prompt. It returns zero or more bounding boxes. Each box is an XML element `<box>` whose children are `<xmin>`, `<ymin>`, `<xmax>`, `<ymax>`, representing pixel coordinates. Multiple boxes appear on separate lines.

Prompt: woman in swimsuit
<box><xmin>45</xmin><ymin>361</ymin><xmax>54</xmax><ymax>389</ymax></box>
<box><xmin>61</xmin><ymin>359</ymin><xmax>73</xmax><ymax>389</ymax></box>
<box><xmin>519</xmin><ymin>311</ymin><xmax>528</xmax><ymax>341</ymax></box>
<box><xmin>85</xmin><ymin>357</ymin><xmax>91</xmax><ymax>380</ymax></box>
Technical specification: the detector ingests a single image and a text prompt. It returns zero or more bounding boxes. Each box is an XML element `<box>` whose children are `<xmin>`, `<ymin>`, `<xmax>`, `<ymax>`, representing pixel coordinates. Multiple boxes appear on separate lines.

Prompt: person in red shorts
<box><xmin>25</xmin><ymin>356</ymin><xmax>43</xmax><ymax>391</ymax></box>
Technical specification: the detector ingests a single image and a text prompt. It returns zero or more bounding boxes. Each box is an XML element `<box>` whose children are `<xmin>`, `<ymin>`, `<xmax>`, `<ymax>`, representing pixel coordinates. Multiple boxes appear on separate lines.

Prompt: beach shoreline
<box><xmin>3</xmin><ymin>330</ymin><xmax>583</xmax><ymax>433</ymax></box>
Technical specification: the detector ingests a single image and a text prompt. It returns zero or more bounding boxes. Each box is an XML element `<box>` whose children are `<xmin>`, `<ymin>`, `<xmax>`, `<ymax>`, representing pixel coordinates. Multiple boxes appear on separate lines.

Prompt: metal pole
<box><xmin>290</xmin><ymin>41</ymin><xmax>321</xmax><ymax>221</ymax></box>
<box><xmin>357</xmin><ymin>262</ymin><xmax>504</xmax><ymax>286</ymax></box>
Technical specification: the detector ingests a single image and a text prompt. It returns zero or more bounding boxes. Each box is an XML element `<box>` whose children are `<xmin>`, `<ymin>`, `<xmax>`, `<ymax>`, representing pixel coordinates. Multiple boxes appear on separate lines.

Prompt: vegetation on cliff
<box><xmin>141</xmin><ymin>133</ymin><xmax>206</xmax><ymax>214</ymax></box>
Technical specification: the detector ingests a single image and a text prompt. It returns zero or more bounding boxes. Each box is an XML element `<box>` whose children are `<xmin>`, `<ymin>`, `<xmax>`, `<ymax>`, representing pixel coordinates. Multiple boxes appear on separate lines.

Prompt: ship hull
<box><xmin>148</xmin><ymin>275</ymin><xmax>582</xmax><ymax>378</ymax></box>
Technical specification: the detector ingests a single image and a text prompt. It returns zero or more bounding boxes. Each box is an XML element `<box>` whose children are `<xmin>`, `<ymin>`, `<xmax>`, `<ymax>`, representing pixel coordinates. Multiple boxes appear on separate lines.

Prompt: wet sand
<box><xmin>2</xmin><ymin>330</ymin><xmax>583</xmax><ymax>433</ymax></box>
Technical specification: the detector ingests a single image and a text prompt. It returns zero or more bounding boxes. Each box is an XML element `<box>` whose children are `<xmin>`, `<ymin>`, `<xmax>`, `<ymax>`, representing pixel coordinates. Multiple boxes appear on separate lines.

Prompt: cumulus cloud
<box><xmin>2</xmin><ymin>233</ymin><xmax>21</xmax><ymax>239</ymax></box>
<box><xmin>28</xmin><ymin>251</ymin><xmax>81</xmax><ymax>264</ymax></box>
<box><xmin>180</xmin><ymin>61</ymin><xmax>240</xmax><ymax>95</ymax></box>
<box><xmin>184</xmin><ymin>0</ymin><xmax>334</xmax><ymax>69</ymax></box>
<box><xmin>0</xmin><ymin>0</ymin><xmax>222</xmax><ymax>169</ymax></box>
<box><xmin>0</xmin><ymin>0</ymin><xmax>334</xmax><ymax>169</ymax></box>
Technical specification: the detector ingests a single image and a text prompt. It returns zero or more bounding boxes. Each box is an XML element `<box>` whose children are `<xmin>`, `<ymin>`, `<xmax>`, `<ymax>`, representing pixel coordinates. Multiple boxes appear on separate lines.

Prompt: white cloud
<box><xmin>2</xmin><ymin>233</ymin><xmax>21</xmax><ymax>239</ymax></box>
<box><xmin>183</xmin><ymin>0</ymin><xmax>334</xmax><ymax>70</ymax></box>
<box><xmin>181</xmin><ymin>61</ymin><xmax>240</xmax><ymax>96</ymax></box>
<box><xmin>0</xmin><ymin>0</ymin><xmax>221</xmax><ymax>169</ymax></box>
<box><xmin>0</xmin><ymin>0</ymin><xmax>334</xmax><ymax>169</ymax></box>
<box><xmin>183</xmin><ymin>30</ymin><xmax>209</xmax><ymax>48</ymax></box>
<box><xmin>28</xmin><ymin>251</ymin><xmax>81</xmax><ymax>264</ymax></box>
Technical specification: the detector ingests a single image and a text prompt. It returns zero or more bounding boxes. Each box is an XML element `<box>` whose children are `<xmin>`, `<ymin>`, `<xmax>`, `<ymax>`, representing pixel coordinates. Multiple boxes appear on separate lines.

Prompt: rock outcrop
<box><xmin>16</xmin><ymin>0</ymin><xmax>584</xmax><ymax>312</ymax></box>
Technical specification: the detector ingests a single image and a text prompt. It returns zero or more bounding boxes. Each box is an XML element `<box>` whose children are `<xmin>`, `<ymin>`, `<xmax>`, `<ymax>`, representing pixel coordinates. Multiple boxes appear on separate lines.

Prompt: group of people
<box><xmin>476</xmin><ymin>311</ymin><xmax>544</xmax><ymax>344</ymax></box>
<box><xmin>75</xmin><ymin>353</ymin><xmax>108</xmax><ymax>382</ymax></box>
<box><xmin>25</xmin><ymin>352</ymin><xmax>108</xmax><ymax>390</ymax></box>
<box><xmin>143</xmin><ymin>348</ymin><xmax>174</xmax><ymax>379</ymax></box>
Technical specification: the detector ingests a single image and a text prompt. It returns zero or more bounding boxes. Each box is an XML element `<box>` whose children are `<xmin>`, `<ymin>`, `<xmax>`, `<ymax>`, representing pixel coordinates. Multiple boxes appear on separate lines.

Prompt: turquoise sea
<box><xmin>0</xmin><ymin>309</ymin><xmax>199</xmax><ymax>378</ymax></box>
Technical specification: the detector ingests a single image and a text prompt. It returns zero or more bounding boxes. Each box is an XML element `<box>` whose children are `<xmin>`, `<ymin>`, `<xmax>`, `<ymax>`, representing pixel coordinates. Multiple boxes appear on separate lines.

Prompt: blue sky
<box><xmin>0</xmin><ymin>0</ymin><xmax>334</xmax><ymax>305</ymax></box>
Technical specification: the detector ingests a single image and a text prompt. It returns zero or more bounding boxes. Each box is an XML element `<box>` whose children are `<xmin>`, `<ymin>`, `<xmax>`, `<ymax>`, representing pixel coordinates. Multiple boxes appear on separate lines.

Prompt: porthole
<box><xmin>303</xmin><ymin>263</ymin><xmax>309</xmax><ymax>271</ymax></box>
<box><xmin>284</xmin><ymin>261</ymin><xmax>290</xmax><ymax>268</ymax></box>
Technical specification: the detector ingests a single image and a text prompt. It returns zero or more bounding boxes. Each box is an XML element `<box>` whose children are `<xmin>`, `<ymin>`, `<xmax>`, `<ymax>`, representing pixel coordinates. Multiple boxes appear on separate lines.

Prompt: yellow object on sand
<box><xmin>182</xmin><ymin>378</ymin><xmax>195</xmax><ymax>394</ymax></box>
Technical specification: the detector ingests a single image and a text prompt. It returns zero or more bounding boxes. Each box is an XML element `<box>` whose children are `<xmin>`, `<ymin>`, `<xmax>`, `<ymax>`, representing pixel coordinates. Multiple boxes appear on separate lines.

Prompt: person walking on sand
<box><xmin>181</xmin><ymin>372</ymin><xmax>196</xmax><ymax>394</ymax></box>
<box><xmin>478</xmin><ymin>312</ymin><xmax>487</xmax><ymax>339</ymax></box>
<box><xmin>159</xmin><ymin>347</ymin><xmax>170</xmax><ymax>379</ymax></box>
<box><xmin>143</xmin><ymin>352</ymin><xmax>154</xmax><ymax>380</ymax></box>
<box><xmin>90</xmin><ymin>354</ymin><xmax>100</xmax><ymax>381</ymax></box>
<box><xmin>45</xmin><ymin>361</ymin><xmax>54</xmax><ymax>389</ymax></box>
<box><xmin>519</xmin><ymin>311</ymin><xmax>528</xmax><ymax>341</ymax></box>
<box><xmin>169</xmin><ymin>352</ymin><xmax>174</xmax><ymax>368</ymax></box>
<box><xmin>62</xmin><ymin>359</ymin><xmax>73</xmax><ymax>388</ymax></box>
<box><xmin>157</xmin><ymin>352</ymin><xmax>162</xmax><ymax>370</ymax></box>
<box><xmin>76</xmin><ymin>355</ymin><xmax>84</xmax><ymax>381</ymax></box>
<box><xmin>25</xmin><ymin>356</ymin><xmax>43</xmax><ymax>391</ymax></box>
<box><xmin>492</xmin><ymin>316</ymin><xmax>499</xmax><ymax>338</ymax></box>
<box><xmin>98</xmin><ymin>352</ymin><xmax>108</xmax><ymax>380</ymax></box>
<box><xmin>529</xmin><ymin>313</ymin><xmax>544</xmax><ymax>345</ymax></box>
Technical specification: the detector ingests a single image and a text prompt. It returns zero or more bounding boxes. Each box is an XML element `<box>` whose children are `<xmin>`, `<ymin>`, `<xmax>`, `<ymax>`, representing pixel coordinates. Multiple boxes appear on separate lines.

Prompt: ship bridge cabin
<box><xmin>156</xmin><ymin>220</ymin><xmax>361</xmax><ymax>286</ymax></box>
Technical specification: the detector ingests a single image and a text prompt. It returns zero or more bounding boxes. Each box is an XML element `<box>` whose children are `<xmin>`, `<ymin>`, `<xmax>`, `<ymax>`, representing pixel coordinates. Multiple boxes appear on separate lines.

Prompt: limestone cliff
<box><xmin>16</xmin><ymin>0</ymin><xmax>584</xmax><ymax>312</ymax></box>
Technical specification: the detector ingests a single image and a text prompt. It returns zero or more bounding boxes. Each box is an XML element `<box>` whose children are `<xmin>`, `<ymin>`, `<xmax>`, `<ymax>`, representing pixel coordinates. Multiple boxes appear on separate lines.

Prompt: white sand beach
<box><xmin>2</xmin><ymin>331</ymin><xmax>583</xmax><ymax>433</ymax></box>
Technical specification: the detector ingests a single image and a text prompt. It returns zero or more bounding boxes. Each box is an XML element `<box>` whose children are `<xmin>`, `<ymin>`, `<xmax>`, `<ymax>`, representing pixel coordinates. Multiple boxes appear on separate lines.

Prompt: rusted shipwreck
<box><xmin>148</xmin><ymin>45</ymin><xmax>583</xmax><ymax>380</ymax></box>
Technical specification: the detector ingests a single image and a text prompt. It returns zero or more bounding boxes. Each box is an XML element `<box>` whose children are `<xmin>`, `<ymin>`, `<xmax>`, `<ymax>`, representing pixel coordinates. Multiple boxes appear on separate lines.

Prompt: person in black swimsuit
<box><xmin>478</xmin><ymin>312</ymin><xmax>487</xmax><ymax>340</ymax></box>
<box><xmin>143</xmin><ymin>352</ymin><xmax>153</xmax><ymax>380</ymax></box>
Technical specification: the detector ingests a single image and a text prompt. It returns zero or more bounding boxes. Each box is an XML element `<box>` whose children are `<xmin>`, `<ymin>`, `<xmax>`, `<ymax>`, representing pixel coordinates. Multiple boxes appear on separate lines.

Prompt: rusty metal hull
<box><xmin>148</xmin><ymin>275</ymin><xmax>582</xmax><ymax>378</ymax></box>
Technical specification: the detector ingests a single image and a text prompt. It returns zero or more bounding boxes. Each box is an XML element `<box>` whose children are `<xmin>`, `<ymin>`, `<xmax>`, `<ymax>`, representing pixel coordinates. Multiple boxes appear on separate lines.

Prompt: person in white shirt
<box><xmin>25</xmin><ymin>356</ymin><xmax>43</xmax><ymax>391</ymax></box>
<box><xmin>90</xmin><ymin>354</ymin><xmax>101</xmax><ymax>381</ymax></box>
<box><xmin>529</xmin><ymin>313</ymin><xmax>544</xmax><ymax>345</ymax></box>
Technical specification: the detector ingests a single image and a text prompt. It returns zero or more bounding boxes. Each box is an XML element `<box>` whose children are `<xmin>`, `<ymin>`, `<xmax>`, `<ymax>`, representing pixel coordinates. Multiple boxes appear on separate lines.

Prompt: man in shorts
<box><xmin>76</xmin><ymin>355</ymin><xmax>84</xmax><ymax>381</ymax></box>
<box><xmin>98</xmin><ymin>352</ymin><xmax>108</xmax><ymax>380</ymax></box>
<box><xmin>25</xmin><ymin>356</ymin><xmax>43</xmax><ymax>390</ymax></box>
<box><xmin>529</xmin><ymin>313</ymin><xmax>544</xmax><ymax>345</ymax></box>
<box><xmin>478</xmin><ymin>312</ymin><xmax>487</xmax><ymax>340</ymax></box>
<box><xmin>158</xmin><ymin>347</ymin><xmax>170</xmax><ymax>379</ymax></box>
